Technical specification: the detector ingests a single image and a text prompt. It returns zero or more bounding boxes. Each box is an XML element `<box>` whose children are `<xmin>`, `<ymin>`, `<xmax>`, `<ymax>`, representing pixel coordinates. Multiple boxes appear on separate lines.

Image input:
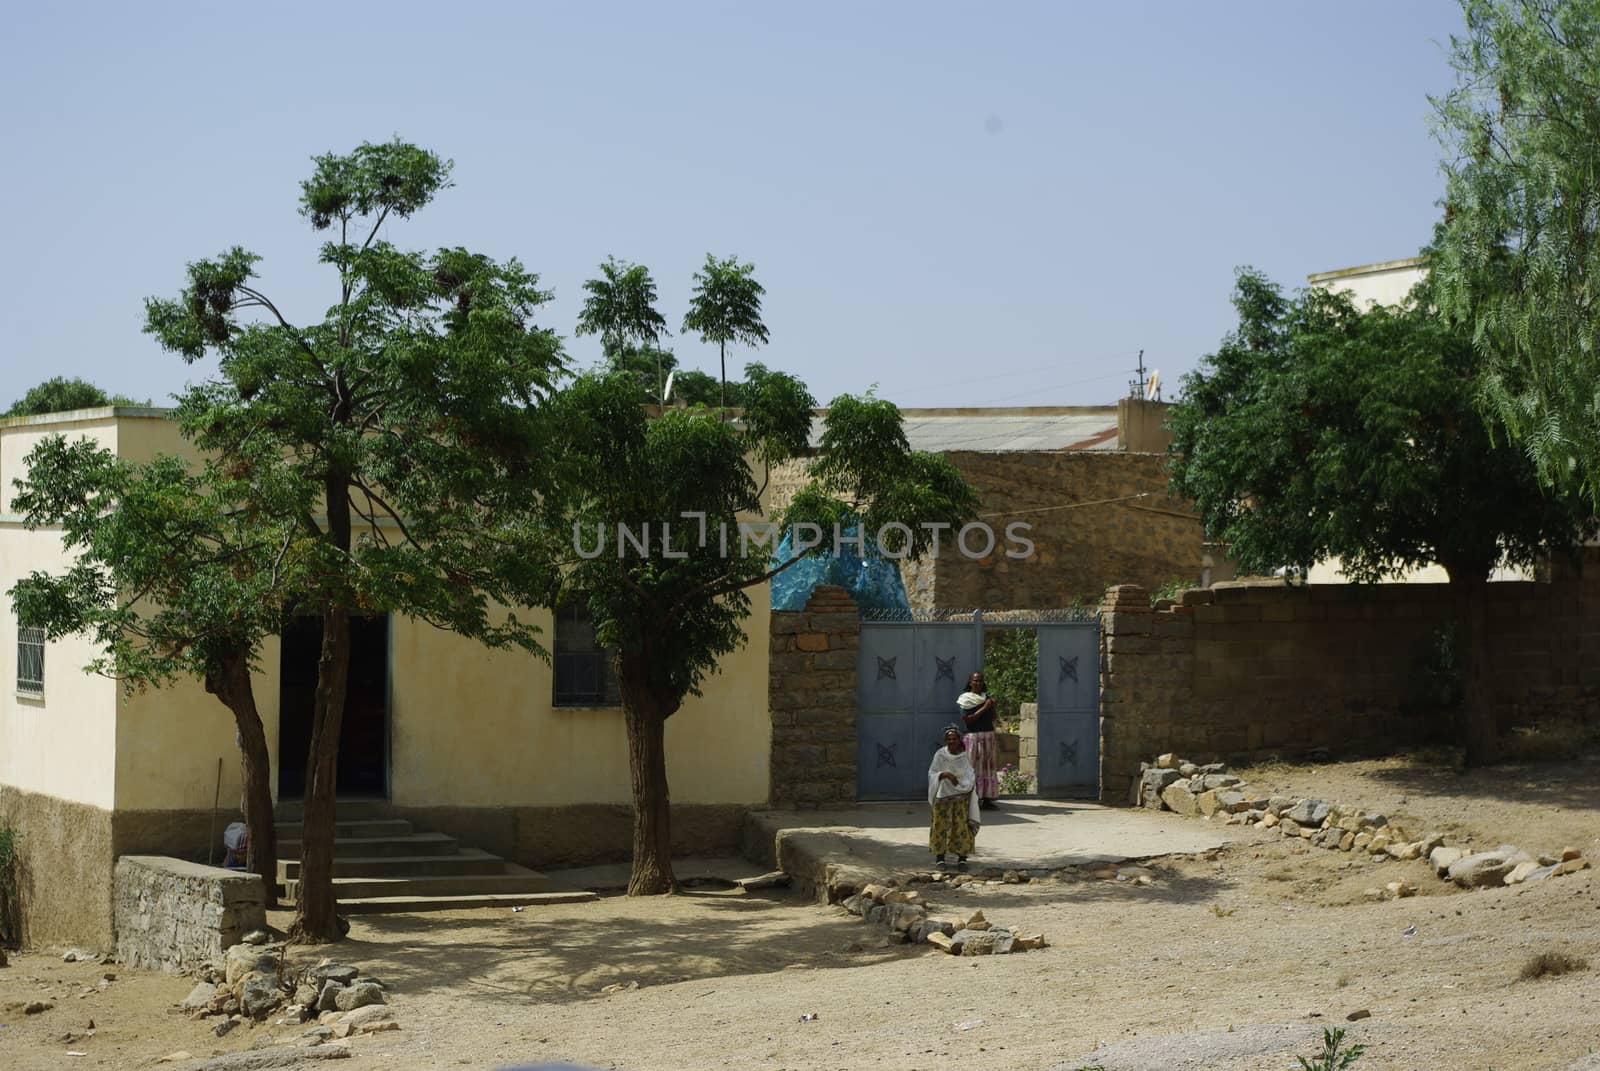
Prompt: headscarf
<box><xmin>956</xmin><ymin>691</ymin><xmax>987</xmax><ymax>712</ymax></box>
<box><xmin>940</xmin><ymin>724</ymin><xmax>966</xmax><ymax>750</ymax></box>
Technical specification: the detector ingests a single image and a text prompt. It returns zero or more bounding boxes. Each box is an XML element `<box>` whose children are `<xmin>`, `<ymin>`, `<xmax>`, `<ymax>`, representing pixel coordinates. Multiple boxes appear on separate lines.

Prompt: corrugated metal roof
<box><xmin>807</xmin><ymin>409</ymin><xmax>1120</xmax><ymax>452</ymax></box>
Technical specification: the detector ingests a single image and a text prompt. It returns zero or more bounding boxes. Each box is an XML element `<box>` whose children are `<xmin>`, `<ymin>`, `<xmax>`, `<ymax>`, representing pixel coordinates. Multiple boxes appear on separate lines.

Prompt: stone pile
<box><xmin>177</xmin><ymin>931</ymin><xmax>395</xmax><ymax>1040</ymax></box>
<box><xmin>1135</xmin><ymin>753</ymin><xmax>1591</xmax><ymax>895</ymax></box>
<box><xmin>839</xmin><ymin>882</ymin><xmax>1047</xmax><ymax>956</ymax></box>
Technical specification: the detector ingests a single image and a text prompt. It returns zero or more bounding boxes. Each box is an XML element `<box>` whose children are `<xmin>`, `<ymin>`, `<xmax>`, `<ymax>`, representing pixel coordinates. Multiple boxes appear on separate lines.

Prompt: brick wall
<box><xmin>114</xmin><ymin>855</ymin><xmax>266</xmax><ymax>973</ymax></box>
<box><xmin>1098</xmin><ymin>552</ymin><xmax>1600</xmax><ymax>803</ymax></box>
<box><xmin>768</xmin><ymin>586</ymin><xmax>860</xmax><ymax>808</ymax></box>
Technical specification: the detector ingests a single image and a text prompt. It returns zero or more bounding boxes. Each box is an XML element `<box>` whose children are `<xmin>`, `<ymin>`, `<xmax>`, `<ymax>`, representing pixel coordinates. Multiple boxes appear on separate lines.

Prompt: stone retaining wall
<box><xmin>1099</xmin><ymin>551</ymin><xmax>1600</xmax><ymax>802</ymax></box>
<box><xmin>768</xmin><ymin>586</ymin><xmax>859</xmax><ymax>808</ymax></box>
<box><xmin>113</xmin><ymin>855</ymin><xmax>266</xmax><ymax>973</ymax></box>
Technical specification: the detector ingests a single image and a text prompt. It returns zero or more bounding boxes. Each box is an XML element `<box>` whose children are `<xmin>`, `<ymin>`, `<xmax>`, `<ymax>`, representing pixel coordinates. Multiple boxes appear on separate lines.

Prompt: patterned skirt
<box><xmin>929</xmin><ymin>792</ymin><xmax>977</xmax><ymax>857</ymax></box>
<box><xmin>964</xmin><ymin>731</ymin><xmax>998</xmax><ymax>798</ymax></box>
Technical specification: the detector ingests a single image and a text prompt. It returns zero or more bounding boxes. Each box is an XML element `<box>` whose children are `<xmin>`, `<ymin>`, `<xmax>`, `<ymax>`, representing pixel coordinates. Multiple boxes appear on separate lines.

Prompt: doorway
<box><xmin>278</xmin><ymin>613</ymin><xmax>390</xmax><ymax>799</ymax></box>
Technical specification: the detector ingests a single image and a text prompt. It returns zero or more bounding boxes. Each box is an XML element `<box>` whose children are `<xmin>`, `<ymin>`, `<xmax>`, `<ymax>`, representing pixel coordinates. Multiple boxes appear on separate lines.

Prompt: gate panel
<box><xmin>1034</xmin><ymin>623</ymin><xmax>1100</xmax><ymax>798</ymax></box>
<box><xmin>856</xmin><ymin>623</ymin><xmax>919</xmax><ymax>799</ymax></box>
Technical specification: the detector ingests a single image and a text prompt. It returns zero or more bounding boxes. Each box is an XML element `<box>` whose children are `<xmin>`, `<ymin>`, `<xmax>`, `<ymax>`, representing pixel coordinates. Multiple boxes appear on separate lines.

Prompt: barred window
<box><xmin>17</xmin><ymin>626</ymin><xmax>44</xmax><ymax>697</ymax></box>
<box><xmin>552</xmin><ymin>599</ymin><xmax>620</xmax><ymax>707</ymax></box>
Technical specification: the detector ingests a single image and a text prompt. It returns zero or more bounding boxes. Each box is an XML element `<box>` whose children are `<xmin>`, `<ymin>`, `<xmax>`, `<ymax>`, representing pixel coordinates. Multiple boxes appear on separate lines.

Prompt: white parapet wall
<box><xmin>113</xmin><ymin>856</ymin><xmax>266</xmax><ymax>974</ymax></box>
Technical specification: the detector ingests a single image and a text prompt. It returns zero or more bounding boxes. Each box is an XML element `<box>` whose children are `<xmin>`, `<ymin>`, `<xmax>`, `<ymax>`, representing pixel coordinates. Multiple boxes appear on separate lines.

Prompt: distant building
<box><xmin>1306</xmin><ymin>256</ymin><xmax>1426</xmax><ymax>309</ymax></box>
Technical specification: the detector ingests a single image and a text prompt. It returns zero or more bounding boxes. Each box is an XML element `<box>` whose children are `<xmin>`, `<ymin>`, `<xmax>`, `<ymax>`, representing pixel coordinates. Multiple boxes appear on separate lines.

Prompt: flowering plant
<box><xmin>997</xmin><ymin>763</ymin><xmax>1035</xmax><ymax>794</ymax></box>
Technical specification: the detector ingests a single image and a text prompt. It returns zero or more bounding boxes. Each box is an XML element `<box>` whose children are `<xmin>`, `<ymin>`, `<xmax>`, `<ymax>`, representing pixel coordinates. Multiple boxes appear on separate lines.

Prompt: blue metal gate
<box><xmin>855</xmin><ymin>609</ymin><xmax>1099</xmax><ymax>800</ymax></box>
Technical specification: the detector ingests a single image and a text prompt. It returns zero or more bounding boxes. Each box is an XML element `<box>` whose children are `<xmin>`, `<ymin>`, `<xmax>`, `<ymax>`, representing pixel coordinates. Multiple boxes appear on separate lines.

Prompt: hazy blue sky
<box><xmin>2</xmin><ymin>1</ymin><xmax>1463</xmax><ymax>411</ymax></box>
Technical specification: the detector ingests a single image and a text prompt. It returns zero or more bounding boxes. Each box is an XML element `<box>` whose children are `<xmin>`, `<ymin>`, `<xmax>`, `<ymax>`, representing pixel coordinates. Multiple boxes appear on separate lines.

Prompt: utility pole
<box><xmin>1128</xmin><ymin>349</ymin><xmax>1148</xmax><ymax>400</ymax></box>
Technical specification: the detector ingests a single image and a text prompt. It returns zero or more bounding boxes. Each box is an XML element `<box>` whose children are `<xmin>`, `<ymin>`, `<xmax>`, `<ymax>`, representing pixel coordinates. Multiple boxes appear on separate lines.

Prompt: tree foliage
<box><xmin>1168</xmin><ymin>269</ymin><xmax>1585</xmax><ymax>762</ymax></box>
<box><xmin>681</xmin><ymin>254</ymin><xmax>770</xmax><ymax>409</ymax></box>
<box><xmin>577</xmin><ymin>258</ymin><xmax>671</xmax><ymax>401</ymax></box>
<box><xmin>1429</xmin><ymin>0</ymin><xmax>1600</xmax><ymax>505</ymax></box>
<box><xmin>140</xmin><ymin>137</ymin><xmax>566</xmax><ymax>939</ymax></box>
<box><xmin>5</xmin><ymin>377</ymin><xmax>147</xmax><ymax>416</ymax></box>
<box><xmin>534</xmin><ymin>368</ymin><xmax>978</xmax><ymax>892</ymax></box>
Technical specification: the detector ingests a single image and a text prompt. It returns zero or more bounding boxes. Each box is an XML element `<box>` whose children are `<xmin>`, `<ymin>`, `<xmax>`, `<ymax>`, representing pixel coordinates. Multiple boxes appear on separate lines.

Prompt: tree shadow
<box><xmin>1357</xmin><ymin>753</ymin><xmax>1600</xmax><ymax>815</ymax></box>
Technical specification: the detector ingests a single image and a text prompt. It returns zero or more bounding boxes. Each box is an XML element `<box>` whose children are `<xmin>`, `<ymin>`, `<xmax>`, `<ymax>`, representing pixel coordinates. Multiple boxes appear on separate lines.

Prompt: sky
<box><xmin>1</xmin><ymin>0</ymin><xmax>1465</xmax><ymax>412</ymax></box>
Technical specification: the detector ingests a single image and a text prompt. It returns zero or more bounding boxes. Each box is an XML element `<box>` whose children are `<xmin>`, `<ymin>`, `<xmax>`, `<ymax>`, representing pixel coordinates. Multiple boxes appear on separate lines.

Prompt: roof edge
<box><xmin>1306</xmin><ymin>256</ymin><xmax>1426</xmax><ymax>284</ymax></box>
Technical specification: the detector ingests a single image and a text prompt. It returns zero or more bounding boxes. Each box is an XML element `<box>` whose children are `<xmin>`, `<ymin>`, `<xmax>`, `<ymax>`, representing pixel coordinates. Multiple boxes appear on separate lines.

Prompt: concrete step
<box><xmin>283</xmin><ymin>865</ymin><xmax>556</xmax><ymax>901</ymax></box>
<box><xmin>337</xmin><ymin>891</ymin><xmax>597</xmax><ymax>915</ymax></box>
<box><xmin>277</xmin><ymin>832</ymin><xmax>459</xmax><ymax>860</ymax></box>
<box><xmin>274</xmin><ymin>818</ymin><xmax>414</xmax><ymax>841</ymax></box>
<box><xmin>277</xmin><ymin>847</ymin><xmax>506</xmax><ymax>881</ymax></box>
<box><xmin>273</xmin><ymin>799</ymin><xmax>390</xmax><ymax>822</ymax></box>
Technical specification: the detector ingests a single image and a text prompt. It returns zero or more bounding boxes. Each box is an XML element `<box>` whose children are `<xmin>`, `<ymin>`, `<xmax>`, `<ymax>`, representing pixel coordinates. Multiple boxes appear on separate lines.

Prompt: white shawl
<box><xmin>927</xmin><ymin>746</ymin><xmax>982</xmax><ymax>828</ymax></box>
<box><xmin>956</xmin><ymin>691</ymin><xmax>988</xmax><ymax>712</ymax></box>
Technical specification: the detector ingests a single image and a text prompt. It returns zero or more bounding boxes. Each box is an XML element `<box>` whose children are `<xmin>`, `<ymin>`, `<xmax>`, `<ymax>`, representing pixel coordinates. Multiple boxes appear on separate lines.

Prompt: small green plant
<box><xmin>1296</xmin><ymin>1028</ymin><xmax>1365</xmax><ymax>1071</ymax></box>
<box><xmin>1209</xmin><ymin>903</ymin><xmax>1236</xmax><ymax>917</ymax></box>
<box><xmin>1149</xmin><ymin>577</ymin><xmax>1194</xmax><ymax>605</ymax></box>
<box><xmin>997</xmin><ymin>764</ymin><xmax>1036</xmax><ymax>795</ymax></box>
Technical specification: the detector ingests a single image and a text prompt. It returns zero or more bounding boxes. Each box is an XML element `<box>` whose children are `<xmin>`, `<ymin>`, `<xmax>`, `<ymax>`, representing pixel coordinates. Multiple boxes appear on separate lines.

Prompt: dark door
<box><xmin>278</xmin><ymin>614</ymin><xmax>390</xmax><ymax>799</ymax></box>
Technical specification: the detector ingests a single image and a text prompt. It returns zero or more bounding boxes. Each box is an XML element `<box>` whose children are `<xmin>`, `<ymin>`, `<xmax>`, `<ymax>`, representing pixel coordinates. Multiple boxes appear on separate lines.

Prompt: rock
<box><xmin>841</xmin><ymin>893</ymin><xmax>869</xmax><ymax>916</ymax></box>
<box><xmin>1504</xmin><ymin>861</ymin><xmax>1541</xmax><ymax>885</ymax></box>
<box><xmin>1362</xmin><ymin>887</ymin><xmax>1385</xmax><ymax>902</ymax></box>
<box><xmin>242</xmin><ymin>930</ymin><xmax>270</xmax><ymax>946</ymax></box>
<box><xmin>859</xmin><ymin>883</ymin><xmax>890</xmax><ymax>903</ymax></box>
<box><xmin>302</xmin><ymin>1026</ymin><xmax>334</xmax><ymax>1040</ymax></box>
<box><xmin>1267</xmin><ymin>796</ymin><xmax>1294</xmax><ymax>816</ymax></box>
<box><xmin>1554</xmin><ymin>858</ymin><xmax>1591</xmax><ymax>877</ymax></box>
<box><xmin>1561</xmin><ymin>847</ymin><xmax>1583</xmax><ymax>862</ymax></box>
<box><xmin>1215</xmin><ymin>790</ymin><xmax>1249</xmax><ymax>813</ymax></box>
<box><xmin>1353</xmin><ymin>833</ymin><xmax>1373</xmax><ymax>852</ymax></box>
<box><xmin>1315</xmin><ymin>828</ymin><xmax>1343</xmax><ymax>849</ymax></box>
<box><xmin>1360</xmin><ymin>813</ymin><xmax>1388</xmax><ymax>829</ymax></box>
<box><xmin>1346</xmin><ymin>1009</ymin><xmax>1371</xmax><ymax>1022</ymax></box>
<box><xmin>1196</xmin><ymin>789</ymin><xmax>1222</xmax><ymax>817</ymax></box>
<box><xmin>926</xmin><ymin>932</ymin><xmax>957</xmax><ymax>954</ymax></box>
<box><xmin>332</xmin><ymin>982</ymin><xmax>385</xmax><ymax>1012</ymax></box>
<box><xmin>954</xmin><ymin>929</ymin><xmax>1014</xmax><ymax>956</ymax></box>
<box><xmin>865</xmin><ymin>904</ymin><xmax>889</xmax><ymax>927</ymax></box>
<box><xmin>222</xmin><ymin>999</ymin><xmax>241</xmax><ymax>1016</ymax></box>
<box><xmin>1286</xmin><ymin>799</ymin><xmax>1331</xmax><ymax>827</ymax></box>
<box><xmin>964</xmin><ymin>910</ymin><xmax>990</xmax><ymax>931</ymax></box>
<box><xmin>1385</xmin><ymin>880</ymin><xmax>1417</xmax><ymax>898</ymax></box>
<box><xmin>1430</xmin><ymin>846</ymin><xmax>1466</xmax><ymax>877</ymax></box>
<box><xmin>240</xmin><ymin>973</ymin><xmax>285</xmax><ymax>1019</ymax></box>
<box><xmin>1260</xmin><ymin>811</ymin><xmax>1281</xmax><ymax>829</ymax></box>
<box><xmin>888</xmin><ymin>903</ymin><xmax>928</xmax><ymax>932</ymax></box>
<box><xmin>1366</xmin><ymin>835</ymin><xmax>1391</xmax><ymax>856</ymax></box>
<box><xmin>1391</xmin><ymin>840</ymin><xmax>1422</xmax><ymax>861</ymax></box>
<box><xmin>1156</xmin><ymin>753</ymin><xmax>1181</xmax><ymax>769</ymax></box>
<box><xmin>338</xmin><ymin>1005</ymin><xmax>393</xmax><ymax>1031</ymax></box>
<box><xmin>881</xmin><ymin>889</ymin><xmax>922</xmax><ymax>905</ymax></box>
<box><xmin>1012</xmin><ymin>932</ymin><xmax>1048</xmax><ymax>950</ymax></box>
<box><xmin>1162</xmin><ymin>782</ymin><xmax>1200</xmax><ymax>816</ymax></box>
<box><xmin>226</xmin><ymin>943</ymin><xmax>278</xmax><ymax>986</ymax></box>
<box><xmin>316</xmin><ymin>980</ymin><xmax>344</xmax><ymax>1013</ymax></box>
<box><xmin>158</xmin><ymin>1053</ymin><xmax>194</xmax><ymax>1063</ymax></box>
<box><xmin>356</xmin><ymin>1019</ymin><xmax>399</xmax><ymax>1035</ymax></box>
<box><xmin>1002</xmin><ymin>870</ymin><xmax>1028</xmax><ymax>884</ymax></box>
<box><xmin>1521</xmin><ymin>865</ymin><xmax>1558</xmax><ymax>883</ymax></box>
<box><xmin>23</xmin><ymin>1000</ymin><xmax>53</xmax><ymax>1015</ymax></box>
<box><xmin>61</xmin><ymin>948</ymin><xmax>100</xmax><ymax>963</ymax></box>
<box><xmin>1449</xmin><ymin>846</ymin><xmax>1531</xmax><ymax>888</ymax></box>
<box><xmin>214</xmin><ymin>1018</ymin><xmax>239</xmax><ymax>1038</ymax></box>
<box><xmin>278</xmin><ymin>1004</ymin><xmax>309</xmax><ymax>1025</ymax></box>
<box><xmin>182</xmin><ymin>982</ymin><xmax>220</xmax><ymax>1011</ymax></box>
<box><xmin>1338</xmin><ymin>832</ymin><xmax>1356</xmax><ymax>852</ymax></box>
<box><xmin>1138</xmin><ymin>767</ymin><xmax>1182</xmax><ymax>808</ymax></box>
<box><xmin>1117</xmin><ymin>866</ymin><xmax>1155</xmax><ymax>880</ymax></box>
<box><xmin>306</xmin><ymin>964</ymin><xmax>360</xmax><ymax>986</ymax></box>
<box><xmin>293</xmin><ymin>983</ymin><xmax>319</xmax><ymax>1007</ymax></box>
<box><xmin>1278</xmin><ymin>818</ymin><xmax>1301</xmax><ymax>837</ymax></box>
<box><xmin>1199</xmin><ymin>763</ymin><xmax>1228</xmax><ymax>774</ymax></box>
<box><xmin>1179</xmin><ymin>762</ymin><xmax>1199</xmax><ymax>777</ymax></box>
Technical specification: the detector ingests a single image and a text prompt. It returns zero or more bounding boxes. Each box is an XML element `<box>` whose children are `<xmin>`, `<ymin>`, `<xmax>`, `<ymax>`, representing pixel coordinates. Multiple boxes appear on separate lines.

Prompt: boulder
<box><xmin>1216</xmin><ymin>790</ymin><xmax>1250</xmax><ymax>813</ymax></box>
<box><xmin>1429</xmin><ymin>846</ymin><xmax>1466</xmax><ymax>877</ymax></box>
<box><xmin>888</xmin><ymin>904</ymin><xmax>928</xmax><ymax>933</ymax></box>
<box><xmin>859</xmin><ymin>883</ymin><xmax>890</xmax><ymax>903</ymax></box>
<box><xmin>1353</xmin><ymin>833</ymin><xmax>1373</xmax><ymax>853</ymax></box>
<box><xmin>1199</xmin><ymin>763</ymin><xmax>1228</xmax><ymax>775</ymax></box>
<box><xmin>1286</xmin><ymin>799</ymin><xmax>1331</xmax><ymax>827</ymax></box>
<box><xmin>1196</xmin><ymin>790</ymin><xmax>1222</xmax><ymax>817</ymax></box>
<box><xmin>1338</xmin><ymin>832</ymin><xmax>1356</xmax><ymax>852</ymax></box>
<box><xmin>333</xmin><ymin>982</ymin><xmax>385</xmax><ymax>1012</ymax></box>
<box><xmin>1266</xmin><ymin>796</ymin><xmax>1295</xmax><ymax>816</ymax></box>
<box><xmin>1178</xmin><ymin>762</ymin><xmax>1199</xmax><ymax>777</ymax></box>
<box><xmin>926</xmin><ymin>932</ymin><xmax>957</xmax><ymax>954</ymax></box>
<box><xmin>1360</xmin><ymin>813</ymin><xmax>1388</xmax><ymax>829</ymax></box>
<box><xmin>1561</xmin><ymin>847</ymin><xmax>1583</xmax><ymax>862</ymax></box>
<box><xmin>338</xmin><ymin>1005</ymin><xmax>394</xmax><ymax>1031</ymax></box>
<box><xmin>1366</xmin><ymin>835</ymin><xmax>1391</xmax><ymax>856</ymax></box>
<box><xmin>1554</xmin><ymin>858</ymin><xmax>1591</xmax><ymax>877</ymax></box>
<box><xmin>1261</xmin><ymin>812</ymin><xmax>1281</xmax><ymax>829</ymax></box>
<box><xmin>1385</xmin><ymin>880</ymin><xmax>1417</xmax><ymax>898</ymax></box>
<box><xmin>226</xmin><ymin>944</ymin><xmax>278</xmax><ymax>986</ymax></box>
<box><xmin>1161</xmin><ymin>782</ymin><xmax>1200</xmax><ymax>817</ymax></box>
<box><xmin>964</xmin><ymin>910</ymin><xmax>990</xmax><ymax>931</ymax></box>
<box><xmin>1448</xmin><ymin>846</ymin><xmax>1531</xmax><ymax>888</ymax></box>
<box><xmin>1011</xmin><ymin>932</ymin><xmax>1048</xmax><ymax>951</ymax></box>
<box><xmin>1139</xmin><ymin>768</ymin><xmax>1181</xmax><ymax>809</ymax></box>
<box><xmin>1419</xmin><ymin>832</ymin><xmax>1446</xmax><ymax>855</ymax></box>
<box><xmin>181</xmin><ymin>982</ymin><xmax>218</xmax><ymax>1011</ymax></box>
<box><xmin>954</xmin><ymin>929</ymin><xmax>1014</xmax><ymax>956</ymax></box>
<box><xmin>881</xmin><ymin>889</ymin><xmax>922</xmax><ymax>905</ymax></box>
<box><xmin>293</xmin><ymin>983</ymin><xmax>319</xmax><ymax>1007</ymax></box>
<box><xmin>1504</xmin><ymin>861</ymin><xmax>1541</xmax><ymax>885</ymax></box>
<box><xmin>1156</xmin><ymin>753</ymin><xmax>1181</xmax><ymax>769</ymax></box>
<box><xmin>239</xmin><ymin>973</ymin><xmax>285</xmax><ymax>1020</ymax></box>
<box><xmin>315</xmin><ymin>980</ymin><xmax>344</xmax><ymax>1013</ymax></box>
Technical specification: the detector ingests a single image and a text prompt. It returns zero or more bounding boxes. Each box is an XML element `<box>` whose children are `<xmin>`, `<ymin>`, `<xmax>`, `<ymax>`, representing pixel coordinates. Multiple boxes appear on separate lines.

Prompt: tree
<box><xmin>6</xmin><ymin>377</ymin><xmax>147</xmax><ymax>416</ymax></box>
<box><xmin>1168</xmin><ymin>269</ymin><xmax>1586</xmax><ymax>765</ymax></box>
<box><xmin>1429</xmin><ymin>0</ymin><xmax>1600</xmax><ymax>505</ymax></box>
<box><xmin>681</xmin><ymin>254</ymin><xmax>770</xmax><ymax>410</ymax></box>
<box><xmin>535</xmin><ymin>368</ymin><xmax>978</xmax><ymax>893</ymax></box>
<box><xmin>9</xmin><ymin>438</ymin><xmax>303</xmax><ymax>903</ymax></box>
<box><xmin>576</xmin><ymin>258</ymin><xmax>671</xmax><ymax>402</ymax></box>
<box><xmin>142</xmin><ymin>139</ymin><xmax>564</xmax><ymax>940</ymax></box>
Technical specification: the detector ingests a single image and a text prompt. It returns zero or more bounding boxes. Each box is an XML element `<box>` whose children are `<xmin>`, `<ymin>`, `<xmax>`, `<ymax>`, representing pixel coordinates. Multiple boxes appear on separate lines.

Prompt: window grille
<box><xmin>17</xmin><ymin>626</ymin><xmax>44</xmax><ymax>696</ymax></box>
<box><xmin>552</xmin><ymin>601</ymin><xmax>620</xmax><ymax>707</ymax></box>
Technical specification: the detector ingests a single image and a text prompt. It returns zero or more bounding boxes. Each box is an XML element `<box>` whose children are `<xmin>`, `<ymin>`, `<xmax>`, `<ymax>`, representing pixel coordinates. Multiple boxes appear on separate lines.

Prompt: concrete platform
<box><xmin>745</xmin><ymin>798</ymin><xmax>1226</xmax><ymax>899</ymax></box>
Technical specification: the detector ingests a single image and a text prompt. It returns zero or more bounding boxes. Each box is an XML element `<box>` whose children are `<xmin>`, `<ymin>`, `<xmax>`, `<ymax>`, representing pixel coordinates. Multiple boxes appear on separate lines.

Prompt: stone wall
<box><xmin>1018</xmin><ymin>702</ymin><xmax>1039</xmax><ymax>780</ymax></box>
<box><xmin>1099</xmin><ymin>553</ymin><xmax>1600</xmax><ymax>803</ymax></box>
<box><xmin>769</xmin><ymin>585</ymin><xmax>860</xmax><ymax>807</ymax></box>
<box><xmin>113</xmin><ymin>855</ymin><xmax>266</xmax><ymax>973</ymax></box>
<box><xmin>933</xmin><ymin>451</ymin><xmax>1202</xmax><ymax>611</ymax></box>
<box><xmin>0</xmin><ymin>787</ymin><xmax>116</xmax><ymax>949</ymax></box>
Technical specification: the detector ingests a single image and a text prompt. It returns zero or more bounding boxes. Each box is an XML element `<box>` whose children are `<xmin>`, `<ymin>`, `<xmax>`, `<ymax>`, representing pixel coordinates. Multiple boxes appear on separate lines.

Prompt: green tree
<box><xmin>8</xmin><ymin>438</ymin><xmax>305</xmax><ymax>903</ymax></box>
<box><xmin>6</xmin><ymin>377</ymin><xmax>147</xmax><ymax>416</ymax></box>
<box><xmin>1168</xmin><ymin>270</ymin><xmax>1585</xmax><ymax>765</ymax></box>
<box><xmin>681</xmin><ymin>254</ymin><xmax>770</xmax><ymax>410</ymax></box>
<box><xmin>576</xmin><ymin>258</ymin><xmax>671</xmax><ymax>401</ymax></box>
<box><xmin>536</xmin><ymin>371</ymin><xmax>977</xmax><ymax>893</ymax></box>
<box><xmin>1429</xmin><ymin>0</ymin><xmax>1600</xmax><ymax>505</ymax></box>
<box><xmin>142</xmin><ymin>138</ymin><xmax>564</xmax><ymax>940</ymax></box>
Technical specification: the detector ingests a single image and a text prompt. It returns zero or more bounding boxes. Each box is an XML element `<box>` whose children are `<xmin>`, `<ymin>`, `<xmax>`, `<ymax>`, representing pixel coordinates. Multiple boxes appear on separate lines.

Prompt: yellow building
<box><xmin>0</xmin><ymin>407</ymin><xmax>771</xmax><ymax>947</ymax></box>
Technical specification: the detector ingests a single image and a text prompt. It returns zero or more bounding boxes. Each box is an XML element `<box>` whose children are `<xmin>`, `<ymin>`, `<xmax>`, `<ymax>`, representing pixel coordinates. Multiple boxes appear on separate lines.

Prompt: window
<box><xmin>553</xmin><ymin>600</ymin><xmax>620</xmax><ymax>707</ymax></box>
<box><xmin>16</xmin><ymin>626</ymin><xmax>44</xmax><ymax>697</ymax></box>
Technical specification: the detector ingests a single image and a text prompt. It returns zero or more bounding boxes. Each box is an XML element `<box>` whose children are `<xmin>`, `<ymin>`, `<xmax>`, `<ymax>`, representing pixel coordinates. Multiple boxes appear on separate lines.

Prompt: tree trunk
<box><xmin>617</xmin><ymin>650</ymin><xmax>678</xmax><ymax>895</ymax></box>
<box><xmin>1448</xmin><ymin>568</ymin><xmax>1496</xmax><ymax>767</ymax></box>
<box><xmin>289</xmin><ymin>603</ymin><xmax>352</xmax><ymax>941</ymax></box>
<box><xmin>719</xmin><ymin>340</ymin><xmax>727</xmax><ymax>414</ymax></box>
<box><xmin>206</xmin><ymin>651</ymin><xmax>278</xmax><ymax>908</ymax></box>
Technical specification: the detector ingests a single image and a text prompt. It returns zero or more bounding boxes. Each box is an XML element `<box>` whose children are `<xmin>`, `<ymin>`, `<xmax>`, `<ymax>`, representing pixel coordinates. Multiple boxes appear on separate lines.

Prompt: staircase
<box><xmin>273</xmin><ymin>800</ymin><xmax>593</xmax><ymax>914</ymax></box>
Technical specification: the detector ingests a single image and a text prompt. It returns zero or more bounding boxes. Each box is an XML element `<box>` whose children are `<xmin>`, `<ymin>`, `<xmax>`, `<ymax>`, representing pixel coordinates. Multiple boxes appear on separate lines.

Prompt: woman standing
<box><xmin>957</xmin><ymin>671</ymin><xmax>1001</xmax><ymax>808</ymax></box>
<box><xmin>928</xmin><ymin>726</ymin><xmax>980</xmax><ymax>870</ymax></box>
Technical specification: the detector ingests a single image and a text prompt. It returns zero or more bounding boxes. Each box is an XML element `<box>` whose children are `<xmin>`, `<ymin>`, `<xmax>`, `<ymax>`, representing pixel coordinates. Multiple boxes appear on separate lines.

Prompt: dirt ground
<box><xmin>3</xmin><ymin>755</ymin><xmax>1599</xmax><ymax>1071</ymax></box>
